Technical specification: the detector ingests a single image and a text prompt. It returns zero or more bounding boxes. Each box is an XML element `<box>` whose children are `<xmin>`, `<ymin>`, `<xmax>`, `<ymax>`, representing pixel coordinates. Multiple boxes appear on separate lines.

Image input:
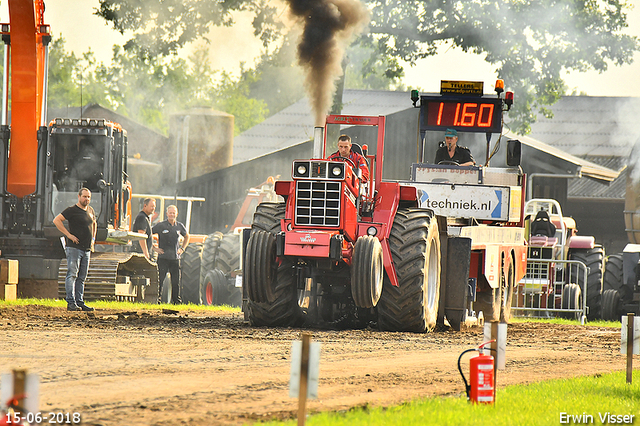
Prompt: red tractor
<box><xmin>243</xmin><ymin>81</ymin><xmax>527</xmax><ymax>332</ymax></box>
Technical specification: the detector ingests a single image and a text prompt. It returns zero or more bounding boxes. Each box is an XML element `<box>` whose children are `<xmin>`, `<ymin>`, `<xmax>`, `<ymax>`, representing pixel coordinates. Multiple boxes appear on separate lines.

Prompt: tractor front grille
<box><xmin>295</xmin><ymin>181</ymin><xmax>341</xmax><ymax>226</ymax></box>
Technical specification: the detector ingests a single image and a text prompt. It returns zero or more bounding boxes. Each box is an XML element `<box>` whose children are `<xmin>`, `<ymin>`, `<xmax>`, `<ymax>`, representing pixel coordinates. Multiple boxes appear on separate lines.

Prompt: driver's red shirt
<box><xmin>328</xmin><ymin>150</ymin><xmax>370</xmax><ymax>182</ymax></box>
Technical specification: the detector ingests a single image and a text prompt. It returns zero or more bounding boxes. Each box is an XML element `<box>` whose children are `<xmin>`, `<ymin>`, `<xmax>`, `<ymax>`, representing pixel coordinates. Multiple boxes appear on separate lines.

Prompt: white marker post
<box><xmin>484</xmin><ymin>321</ymin><xmax>507</xmax><ymax>402</ymax></box>
<box><xmin>0</xmin><ymin>369</ymin><xmax>39</xmax><ymax>415</ymax></box>
<box><xmin>621</xmin><ymin>313</ymin><xmax>640</xmax><ymax>384</ymax></box>
<box><xmin>289</xmin><ymin>333</ymin><xmax>321</xmax><ymax>426</ymax></box>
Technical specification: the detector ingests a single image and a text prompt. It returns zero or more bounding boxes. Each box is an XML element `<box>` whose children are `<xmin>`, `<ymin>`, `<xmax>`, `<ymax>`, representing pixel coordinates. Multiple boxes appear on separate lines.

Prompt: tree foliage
<box><xmin>47</xmin><ymin>39</ymin><xmax>267</xmax><ymax>135</ymax></box>
<box><xmin>96</xmin><ymin>0</ymin><xmax>639</xmax><ymax>134</ymax></box>
<box><xmin>363</xmin><ymin>0</ymin><xmax>639</xmax><ymax>133</ymax></box>
<box><xmin>96</xmin><ymin>0</ymin><xmax>282</xmax><ymax>56</ymax></box>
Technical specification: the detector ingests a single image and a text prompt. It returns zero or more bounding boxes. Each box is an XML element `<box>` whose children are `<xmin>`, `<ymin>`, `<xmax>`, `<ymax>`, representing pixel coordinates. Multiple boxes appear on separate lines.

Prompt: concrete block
<box><xmin>0</xmin><ymin>259</ymin><xmax>19</xmax><ymax>284</ymax></box>
<box><xmin>1</xmin><ymin>284</ymin><xmax>17</xmax><ymax>300</ymax></box>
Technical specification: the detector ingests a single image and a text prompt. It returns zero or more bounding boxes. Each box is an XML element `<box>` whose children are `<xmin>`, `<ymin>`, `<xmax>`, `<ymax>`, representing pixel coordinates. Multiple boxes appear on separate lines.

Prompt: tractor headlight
<box><xmin>293</xmin><ymin>161</ymin><xmax>310</xmax><ymax>178</ymax></box>
<box><xmin>328</xmin><ymin>162</ymin><xmax>344</xmax><ymax>179</ymax></box>
<box><xmin>367</xmin><ymin>226</ymin><xmax>378</xmax><ymax>236</ymax></box>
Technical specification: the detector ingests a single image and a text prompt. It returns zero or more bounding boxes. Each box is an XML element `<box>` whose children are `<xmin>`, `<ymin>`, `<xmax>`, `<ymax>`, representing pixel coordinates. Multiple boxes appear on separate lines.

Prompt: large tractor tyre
<box><xmin>248</xmin><ymin>258</ymin><xmax>302</xmax><ymax>327</ymax></box>
<box><xmin>570</xmin><ymin>246</ymin><xmax>604</xmax><ymax>320</ymax></box>
<box><xmin>202</xmin><ymin>269</ymin><xmax>230</xmax><ymax>306</ymax></box>
<box><xmin>603</xmin><ymin>254</ymin><xmax>623</xmax><ymax>292</ymax></box>
<box><xmin>180</xmin><ymin>243</ymin><xmax>203</xmax><ymax>304</ymax></box>
<box><xmin>560</xmin><ymin>283</ymin><xmax>582</xmax><ymax>320</ymax></box>
<box><xmin>251</xmin><ymin>202</ymin><xmax>285</xmax><ymax>234</ymax></box>
<box><xmin>201</xmin><ymin>232</ymin><xmax>223</xmax><ymax>283</ymax></box>
<box><xmin>475</xmin><ymin>285</ymin><xmax>501</xmax><ymax>322</ymax></box>
<box><xmin>601</xmin><ymin>289</ymin><xmax>622</xmax><ymax>321</ymax></box>
<box><xmin>215</xmin><ymin>233</ymin><xmax>241</xmax><ymax>274</ymax></box>
<box><xmin>160</xmin><ymin>275</ymin><xmax>172</xmax><ymax>304</ymax></box>
<box><xmin>500</xmin><ymin>255</ymin><xmax>516</xmax><ymax>323</ymax></box>
<box><xmin>351</xmin><ymin>235</ymin><xmax>384</xmax><ymax>309</ymax></box>
<box><xmin>244</xmin><ymin>231</ymin><xmax>278</xmax><ymax>304</ymax></box>
<box><xmin>377</xmin><ymin>209</ymin><xmax>441</xmax><ymax>332</ymax></box>
<box><xmin>211</xmin><ymin>233</ymin><xmax>243</xmax><ymax>307</ymax></box>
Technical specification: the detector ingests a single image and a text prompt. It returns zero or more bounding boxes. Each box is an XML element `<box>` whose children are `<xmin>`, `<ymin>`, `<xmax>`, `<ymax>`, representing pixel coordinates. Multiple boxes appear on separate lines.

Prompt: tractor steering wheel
<box><xmin>333</xmin><ymin>156</ymin><xmax>357</xmax><ymax>170</ymax></box>
<box><xmin>438</xmin><ymin>160</ymin><xmax>459</xmax><ymax>166</ymax></box>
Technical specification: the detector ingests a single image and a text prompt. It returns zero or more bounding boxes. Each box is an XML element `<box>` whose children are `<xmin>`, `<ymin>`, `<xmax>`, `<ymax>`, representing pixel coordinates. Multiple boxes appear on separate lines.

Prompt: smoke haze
<box><xmin>286</xmin><ymin>0</ymin><xmax>368</xmax><ymax>126</ymax></box>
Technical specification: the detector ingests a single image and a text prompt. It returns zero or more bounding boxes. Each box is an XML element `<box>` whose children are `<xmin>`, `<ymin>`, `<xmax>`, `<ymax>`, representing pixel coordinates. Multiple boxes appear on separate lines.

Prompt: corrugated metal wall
<box><xmin>177</xmin><ymin>140</ymin><xmax>313</xmax><ymax>234</ymax></box>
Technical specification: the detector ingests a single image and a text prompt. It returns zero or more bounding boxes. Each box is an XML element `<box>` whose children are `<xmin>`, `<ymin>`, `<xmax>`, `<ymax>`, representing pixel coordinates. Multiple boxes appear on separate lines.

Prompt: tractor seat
<box><xmin>530</xmin><ymin>210</ymin><xmax>556</xmax><ymax>238</ymax></box>
<box><xmin>351</xmin><ymin>142</ymin><xmax>363</xmax><ymax>155</ymax></box>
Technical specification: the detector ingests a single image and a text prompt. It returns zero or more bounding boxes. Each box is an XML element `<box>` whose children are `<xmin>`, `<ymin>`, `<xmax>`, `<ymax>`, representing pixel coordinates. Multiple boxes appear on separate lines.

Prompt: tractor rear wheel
<box><xmin>160</xmin><ymin>275</ymin><xmax>172</xmax><ymax>304</ymax></box>
<box><xmin>603</xmin><ymin>254</ymin><xmax>623</xmax><ymax>292</ymax></box>
<box><xmin>212</xmin><ymin>233</ymin><xmax>242</xmax><ymax>307</ymax></box>
<box><xmin>201</xmin><ymin>232</ymin><xmax>223</xmax><ymax>283</ymax></box>
<box><xmin>500</xmin><ymin>255</ymin><xmax>515</xmax><ymax>323</ymax></box>
<box><xmin>351</xmin><ymin>236</ymin><xmax>383</xmax><ymax>308</ymax></box>
<box><xmin>378</xmin><ymin>208</ymin><xmax>441</xmax><ymax>332</ymax></box>
<box><xmin>560</xmin><ymin>283</ymin><xmax>582</xmax><ymax>320</ymax></box>
<box><xmin>570</xmin><ymin>246</ymin><xmax>604</xmax><ymax>320</ymax></box>
<box><xmin>601</xmin><ymin>289</ymin><xmax>622</xmax><ymax>321</ymax></box>
<box><xmin>180</xmin><ymin>243</ymin><xmax>203</xmax><ymax>304</ymax></box>
<box><xmin>252</xmin><ymin>202</ymin><xmax>285</xmax><ymax>234</ymax></box>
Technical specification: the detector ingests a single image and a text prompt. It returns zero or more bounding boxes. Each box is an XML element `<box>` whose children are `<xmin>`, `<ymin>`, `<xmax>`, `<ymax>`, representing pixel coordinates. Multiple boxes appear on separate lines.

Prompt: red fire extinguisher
<box><xmin>458</xmin><ymin>340</ymin><xmax>496</xmax><ymax>404</ymax></box>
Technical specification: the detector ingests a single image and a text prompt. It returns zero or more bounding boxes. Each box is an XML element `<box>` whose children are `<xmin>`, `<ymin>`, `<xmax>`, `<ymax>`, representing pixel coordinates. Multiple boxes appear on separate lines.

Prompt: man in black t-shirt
<box><xmin>53</xmin><ymin>187</ymin><xmax>97</xmax><ymax>312</ymax></box>
<box><xmin>434</xmin><ymin>128</ymin><xmax>475</xmax><ymax>166</ymax></box>
<box><xmin>132</xmin><ymin>198</ymin><xmax>156</xmax><ymax>260</ymax></box>
<box><xmin>152</xmin><ymin>205</ymin><xmax>190</xmax><ymax>304</ymax></box>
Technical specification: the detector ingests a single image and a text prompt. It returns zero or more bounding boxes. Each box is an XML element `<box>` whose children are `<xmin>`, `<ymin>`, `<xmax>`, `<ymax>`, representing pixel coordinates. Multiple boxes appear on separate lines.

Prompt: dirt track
<box><xmin>0</xmin><ymin>305</ymin><xmax>626</xmax><ymax>425</ymax></box>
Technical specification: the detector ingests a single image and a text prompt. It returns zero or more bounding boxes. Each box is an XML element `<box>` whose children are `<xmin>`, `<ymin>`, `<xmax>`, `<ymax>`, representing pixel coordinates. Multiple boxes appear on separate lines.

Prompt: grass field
<box><xmin>263</xmin><ymin>371</ymin><xmax>640</xmax><ymax>426</ymax></box>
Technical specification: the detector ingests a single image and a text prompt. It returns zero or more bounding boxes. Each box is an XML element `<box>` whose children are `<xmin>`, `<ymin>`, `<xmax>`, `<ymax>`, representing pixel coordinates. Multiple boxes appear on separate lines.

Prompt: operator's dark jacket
<box><xmin>434</xmin><ymin>145</ymin><xmax>475</xmax><ymax>165</ymax></box>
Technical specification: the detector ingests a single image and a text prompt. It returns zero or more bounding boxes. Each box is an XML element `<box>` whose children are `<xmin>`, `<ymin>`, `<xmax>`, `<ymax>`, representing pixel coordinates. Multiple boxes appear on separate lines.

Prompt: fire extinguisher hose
<box><xmin>457</xmin><ymin>348</ymin><xmax>479</xmax><ymax>399</ymax></box>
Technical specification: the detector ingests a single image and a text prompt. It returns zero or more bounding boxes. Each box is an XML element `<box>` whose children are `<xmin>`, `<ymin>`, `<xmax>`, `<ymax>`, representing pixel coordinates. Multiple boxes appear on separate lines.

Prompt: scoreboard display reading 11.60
<box><xmin>419</xmin><ymin>96</ymin><xmax>502</xmax><ymax>134</ymax></box>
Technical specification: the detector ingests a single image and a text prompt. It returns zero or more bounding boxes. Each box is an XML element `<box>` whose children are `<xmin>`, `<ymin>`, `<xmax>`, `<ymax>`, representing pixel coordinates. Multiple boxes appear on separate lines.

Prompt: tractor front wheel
<box><xmin>202</xmin><ymin>269</ymin><xmax>227</xmax><ymax>306</ymax></box>
<box><xmin>601</xmin><ymin>289</ymin><xmax>622</xmax><ymax>321</ymax></box>
<box><xmin>377</xmin><ymin>209</ymin><xmax>441</xmax><ymax>332</ymax></box>
<box><xmin>351</xmin><ymin>235</ymin><xmax>383</xmax><ymax>308</ymax></box>
<box><xmin>560</xmin><ymin>283</ymin><xmax>582</xmax><ymax>320</ymax></box>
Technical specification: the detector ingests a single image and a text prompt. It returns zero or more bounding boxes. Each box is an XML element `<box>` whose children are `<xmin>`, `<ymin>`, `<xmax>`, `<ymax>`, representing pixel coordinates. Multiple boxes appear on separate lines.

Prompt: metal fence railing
<box><xmin>512</xmin><ymin>258</ymin><xmax>588</xmax><ymax>324</ymax></box>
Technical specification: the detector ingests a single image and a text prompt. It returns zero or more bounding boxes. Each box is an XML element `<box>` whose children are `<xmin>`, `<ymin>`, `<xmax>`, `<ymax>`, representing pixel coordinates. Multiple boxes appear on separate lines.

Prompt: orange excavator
<box><xmin>0</xmin><ymin>0</ymin><xmax>158</xmax><ymax>301</ymax></box>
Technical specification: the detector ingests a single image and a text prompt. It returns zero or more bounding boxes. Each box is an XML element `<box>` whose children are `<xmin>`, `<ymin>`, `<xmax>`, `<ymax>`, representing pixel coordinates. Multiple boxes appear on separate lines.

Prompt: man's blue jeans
<box><xmin>65</xmin><ymin>247</ymin><xmax>91</xmax><ymax>307</ymax></box>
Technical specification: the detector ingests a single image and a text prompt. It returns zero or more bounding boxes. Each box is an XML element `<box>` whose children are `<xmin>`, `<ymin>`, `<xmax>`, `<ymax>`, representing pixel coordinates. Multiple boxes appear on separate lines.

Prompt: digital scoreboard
<box><xmin>419</xmin><ymin>96</ymin><xmax>503</xmax><ymax>134</ymax></box>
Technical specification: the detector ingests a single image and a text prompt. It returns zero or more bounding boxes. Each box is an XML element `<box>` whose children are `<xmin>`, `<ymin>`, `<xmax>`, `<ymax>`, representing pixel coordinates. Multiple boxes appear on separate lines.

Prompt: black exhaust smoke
<box><xmin>286</xmin><ymin>0</ymin><xmax>368</xmax><ymax>126</ymax></box>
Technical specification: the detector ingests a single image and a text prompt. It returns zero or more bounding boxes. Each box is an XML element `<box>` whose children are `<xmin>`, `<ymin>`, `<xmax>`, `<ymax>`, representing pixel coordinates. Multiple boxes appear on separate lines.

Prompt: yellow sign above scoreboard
<box><xmin>440</xmin><ymin>80</ymin><xmax>484</xmax><ymax>95</ymax></box>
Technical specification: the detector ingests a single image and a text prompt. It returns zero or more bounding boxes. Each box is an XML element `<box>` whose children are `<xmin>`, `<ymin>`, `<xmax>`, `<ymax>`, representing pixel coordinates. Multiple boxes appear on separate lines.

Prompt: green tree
<box><xmin>96</xmin><ymin>0</ymin><xmax>282</xmax><ymax>56</ymax></box>
<box><xmin>48</xmin><ymin>37</ymin><xmax>110</xmax><ymax>110</ymax></box>
<box><xmin>96</xmin><ymin>0</ymin><xmax>639</xmax><ymax>133</ymax></box>
<box><xmin>362</xmin><ymin>0</ymin><xmax>638</xmax><ymax>133</ymax></box>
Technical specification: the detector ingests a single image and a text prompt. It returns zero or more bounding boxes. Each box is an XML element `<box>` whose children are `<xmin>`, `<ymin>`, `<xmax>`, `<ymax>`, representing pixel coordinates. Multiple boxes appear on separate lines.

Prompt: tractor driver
<box><xmin>328</xmin><ymin>134</ymin><xmax>370</xmax><ymax>182</ymax></box>
<box><xmin>434</xmin><ymin>128</ymin><xmax>475</xmax><ymax>166</ymax></box>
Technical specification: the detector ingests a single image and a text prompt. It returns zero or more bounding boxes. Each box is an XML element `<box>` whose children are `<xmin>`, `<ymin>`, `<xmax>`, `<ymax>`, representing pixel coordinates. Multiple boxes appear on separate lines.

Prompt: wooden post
<box><xmin>627</xmin><ymin>313</ymin><xmax>634</xmax><ymax>384</ymax></box>
<box><xmin>298</xmin><ymin>333</ymin><xmax>311</xmax><ymax>426</ymax></box>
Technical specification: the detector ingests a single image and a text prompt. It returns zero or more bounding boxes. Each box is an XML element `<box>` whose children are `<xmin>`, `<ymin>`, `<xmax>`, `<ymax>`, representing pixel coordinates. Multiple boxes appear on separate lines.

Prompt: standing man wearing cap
<box><xmin>434</xmin><ymin>128</ymin><xmax>475</xmax><ymax>166</ymax></box>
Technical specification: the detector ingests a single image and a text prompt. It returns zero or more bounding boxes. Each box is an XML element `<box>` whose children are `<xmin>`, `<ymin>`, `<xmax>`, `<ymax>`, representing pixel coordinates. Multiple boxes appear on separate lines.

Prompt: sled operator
<box><xmin>434</xmin><ymin>128</ymin><xmax>475</xmax><ymax>166</ymax></box>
